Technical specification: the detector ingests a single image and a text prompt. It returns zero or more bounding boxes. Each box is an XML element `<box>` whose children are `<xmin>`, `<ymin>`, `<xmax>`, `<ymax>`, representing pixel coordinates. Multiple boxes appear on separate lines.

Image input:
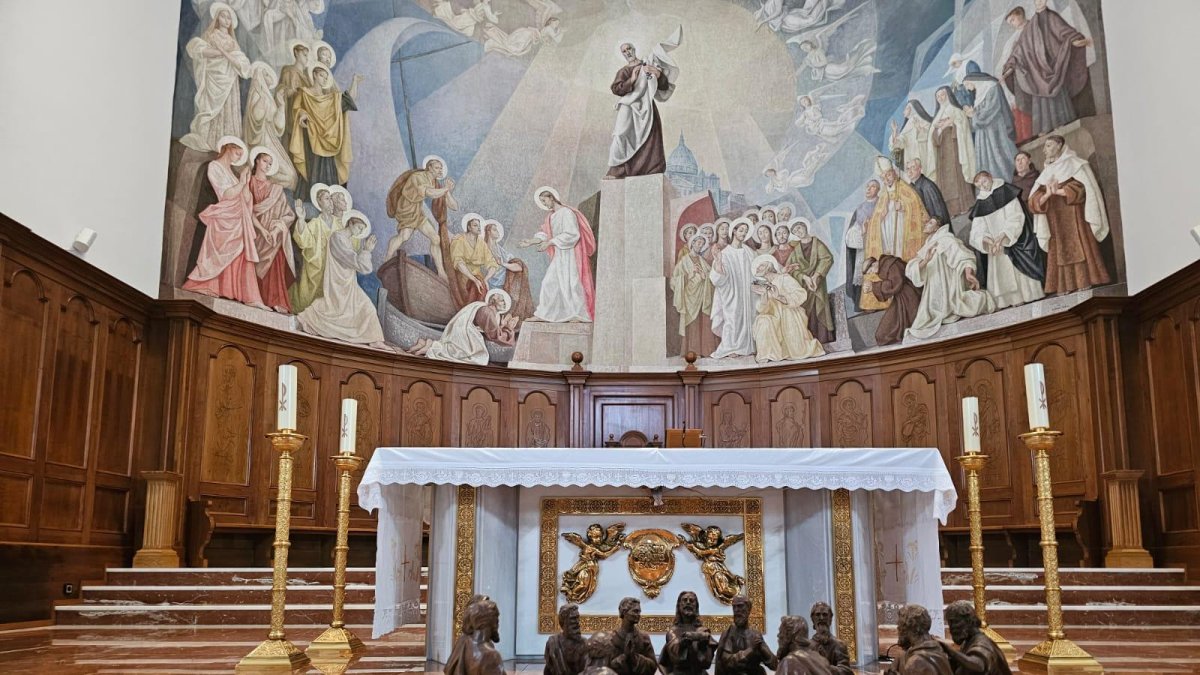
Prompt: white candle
<box><xmin>277</xmin><ymin>364</ymin><xmax>297</xmax><ymax>431</ymax></box>
<box><xmin>1024</xmin><ymin>363</ymin><xmax>1050</xmax><ymax>430</ymax></box>
<box><xmin>961</xmin><ymin>397</ymin><xmax>981</xmax><ymax>454</ymax></box>
<box><xmin>340</xmin><ymin>398</ymin><xmax>358</xmax><ymax>454</ymax></box>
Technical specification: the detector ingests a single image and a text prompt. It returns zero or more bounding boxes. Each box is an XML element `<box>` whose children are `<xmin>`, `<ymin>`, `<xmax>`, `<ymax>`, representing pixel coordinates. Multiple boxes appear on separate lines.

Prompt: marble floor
<box><xmin>2</xmin><ymin>624</ymin><xmax>1199</xmax><ymax>674</ymax></box>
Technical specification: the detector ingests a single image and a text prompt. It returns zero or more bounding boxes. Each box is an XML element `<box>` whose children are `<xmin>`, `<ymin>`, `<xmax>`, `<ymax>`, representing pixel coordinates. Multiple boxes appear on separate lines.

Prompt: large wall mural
<box><xmin>162</xmin><ymin>0</ymin><xmax>1122</xmax><ymax>370</ymax></box>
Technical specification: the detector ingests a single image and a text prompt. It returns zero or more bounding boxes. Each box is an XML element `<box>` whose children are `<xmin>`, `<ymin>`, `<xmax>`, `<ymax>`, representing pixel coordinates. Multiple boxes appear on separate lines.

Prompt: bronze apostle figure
<box><xmin>883</xmin><ymin>604</ymin><xmax>953</xmax><ymax>675</ymax></box>
<box><xmin>660</xmin><ymin>590</ymin><xmax>717</xmax><ymax>675</ymax></box>
<box><xmin>583</xmin><ymin>632</ymin><xmax>620</xmax><ymax>675</ymax></box>
<box><xmin>444</xmin><ymin>595</ymin><xmax>503</xmax><ymax>675</ymax></box>
<box><xmin>545</xmin><ymin>603</ymin><xmax>588</xmax><ymax>675</ymax></box>
<box><xmin>774</xmin><ymin>616</ymin><xmax>834</xmax><ymax>675</ymax></box>
<box><xmin>715</xmin><ymin>595</ymin><xmax>777</xmax><ymax>675</ymax></box>
<box><xmin>609</xmin><ymin>597</ymin><xmax>659</xmax><ymax>675</ymax></box>
<box><xmin>809</xmin><ymin>602</ymin><xmax>853</xmax><ymax>674</ymax></box>
<box><xmin>939</xmin><ymin>601</ymin><xmax>1012</xmax><ymax>675</ymax></box>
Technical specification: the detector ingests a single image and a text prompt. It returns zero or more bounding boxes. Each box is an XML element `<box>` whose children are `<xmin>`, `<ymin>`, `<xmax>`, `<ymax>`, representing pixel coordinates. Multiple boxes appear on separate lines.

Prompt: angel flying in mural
<box><xmin>605</xmin><ymin>27</ymin><xmax>682</xmax><ymax>179</ymax></box>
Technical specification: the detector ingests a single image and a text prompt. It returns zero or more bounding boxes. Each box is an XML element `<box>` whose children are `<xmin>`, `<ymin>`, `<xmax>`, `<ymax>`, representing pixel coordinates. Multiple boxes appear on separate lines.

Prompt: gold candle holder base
<box><xmin>306</xmin><ymin>453</ymin><xmax>367</xmax><ymax>661</ymax></box>
<box><xmin>307</xmin><ymin>625</ymin><xmax>367</xmax><ymax>656</ymax></box>
<box><xmin>235</xmin><ymin>638</ymin><xmax>311</xmax><ymax>673</ymax></box>
<box><xmin>1015</xmin><ymin>429</ymin><xmax>1104</xmax><ymax>675</ymax></box>
<box><xmin>238</xmin><ymin>430</ymin><xmax>311</xmax><ymax>674</ymax></box>
<box><xmin>982</xmin><ymin>625</ymin><xmax>1018</xmax><ymax>665</ymax></box>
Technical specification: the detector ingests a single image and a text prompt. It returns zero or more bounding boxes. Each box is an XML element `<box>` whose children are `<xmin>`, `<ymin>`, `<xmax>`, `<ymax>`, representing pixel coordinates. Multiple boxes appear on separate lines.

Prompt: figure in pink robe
<box><xmin>247</xmin><ymin>147</ymin><xmax>296</xmax><ymax>312</ymax></box>
<box><xmin>183</xmin><ymin>137</ymin><xmax>267</xmax><ymax>308</ymax></box>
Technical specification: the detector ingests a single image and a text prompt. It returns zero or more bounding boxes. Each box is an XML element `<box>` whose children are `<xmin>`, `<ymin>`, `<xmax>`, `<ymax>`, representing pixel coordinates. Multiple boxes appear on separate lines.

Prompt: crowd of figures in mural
<box><xmin>163</xmin><ymin>0</ymin><xmax>1122</xmax><ymax>368</ymax></box>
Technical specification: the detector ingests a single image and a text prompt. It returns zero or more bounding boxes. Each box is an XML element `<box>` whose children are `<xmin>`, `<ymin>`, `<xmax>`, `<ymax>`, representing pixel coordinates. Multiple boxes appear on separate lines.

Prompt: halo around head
<box><xmin>308</xmin><ymin>63</ymin><xmax>332</xmax><ymax>84</ymax></box>
<box><xmin>249</xmin><ymin>145</ymin><xmax>279</xmax><ymax>176</ymax></box>
<box><xmin>485</xmin><ymin>220</ymin><xmax>505</xmax><ymax>241</ymax></box>
<box><xmin>287</xmin><ymin>38</ymin><xmax>309</xmax><ymax>57</ymax></box>
<box><xmin>217</xmin><ymin>136</ymin><xmax>248</xmax><ymax>165</ymax></box>
<box><xmin>752</xmin><ymin>254</ymin><xmax>780</xmax><ymax>274</ymax></box>
<box><xmin>312</xmin><ymin>40</ymin><xmax>337</xmax><ymax>68</ymax></box>
<box><xmin>534</xmin><ymin>186</ymin><xmax>561</xmax><ymax>211</ymax></box>
<box><xmin>754</xmin><ymin>224</ymin><xmax>775</xmax><ymax>244</ymax></box>
<box><xmin>329</xmin><ymin>185</ymin><xmax>353</xmax><ymax>209</ymax></box>
<box><xmin>484</xmin><ymin>288</ymin><xmax>512</xmax><ymax>314</ymax></box>
<box><xmin>309</xmin><ymin>183</ymin><xmax>331</xmax><ymax>206</ymax></box>
<box><xmin>421</xmin><ymin>155</ymin><xmax>448</xmax><ymax>175</ymax></box>
<box><xmin>249</xmin><ymin>61</ymin><xmax>278</xmax><ymax>88</ymax></box>
<box><xmin>460</xmin><ymin>212</ymin><xmax>485</xmax><ymax>231</ymax></box>
<box><xmin>776</xmin><ymin>201</ymin><xmax>796</xmax><ymax>216</ymax></box>
<box><xmin>730</xmin><ymin>216</ymin><xmax>753</xmax><ymax>234</ymax></box>
<box><xmin>343</xmin><ymin>209</ymin><xmax>372</xmax><ymax>238</ymax></box>
<box><xmin>686</xmin><ymin>231</ymin><xmax>708</xmax><ymax>251</ymax></box>
<box><xmin>210</xmin><ymin>2</ymin><xmax>237</xmax><ymax>28</ymax></box>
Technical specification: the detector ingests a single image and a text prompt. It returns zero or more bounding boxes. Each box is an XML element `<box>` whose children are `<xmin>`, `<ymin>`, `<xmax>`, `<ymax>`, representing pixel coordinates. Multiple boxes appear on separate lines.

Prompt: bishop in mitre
<box><xmin>860</xmin><ymin>157</ymin><xmax>929</xmax><ymax>311</ymax></box>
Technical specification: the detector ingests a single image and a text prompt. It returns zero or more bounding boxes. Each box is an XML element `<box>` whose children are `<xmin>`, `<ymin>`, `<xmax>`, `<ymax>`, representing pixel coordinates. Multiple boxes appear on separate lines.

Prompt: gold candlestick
<box><xmin>955</xmin><ymin>453</ymin><xmax>1017</xmax><ymax>664</ymax></box>
<box><xmin>237</xmin><ymin>430</ymin><xmax>311</xmax><ymax>673</ymax></box>
<box><xmin>307</xmin><ymin>454</ymin><xmax>367</xmax><ymax>657</ymax></box>
<box><xmin>1015</xmin><ymin>429</ymin><xmax>1104</xmax><ymax>675</ymax></box>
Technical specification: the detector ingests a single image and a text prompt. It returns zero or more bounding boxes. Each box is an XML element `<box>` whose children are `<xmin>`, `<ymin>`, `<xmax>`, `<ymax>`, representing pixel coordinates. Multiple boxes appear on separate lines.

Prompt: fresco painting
<box><xmin>162</xmin><ymin>0</ymin><xmax>1122</xmax><ymax>369</ymax></box>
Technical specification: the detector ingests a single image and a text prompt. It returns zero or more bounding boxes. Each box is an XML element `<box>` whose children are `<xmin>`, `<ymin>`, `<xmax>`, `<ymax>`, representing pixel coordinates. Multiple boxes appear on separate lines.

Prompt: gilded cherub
<box><xmin>561</xmin><ymin>523</ymin><xmax>627</xmax><ymax>603</ymax></box>
<box><xmin>677</xmin><ymin>524</ymin><xmax>745</xmax><ymax>604</ymax></box>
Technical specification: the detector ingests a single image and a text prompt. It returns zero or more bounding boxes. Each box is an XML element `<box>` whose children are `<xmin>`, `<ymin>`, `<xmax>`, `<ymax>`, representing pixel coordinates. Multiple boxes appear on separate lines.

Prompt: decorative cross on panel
<box><xmin>886</xmin><ymin>544</ymin><xmax>904</xmax><ymax>583</ymax></box>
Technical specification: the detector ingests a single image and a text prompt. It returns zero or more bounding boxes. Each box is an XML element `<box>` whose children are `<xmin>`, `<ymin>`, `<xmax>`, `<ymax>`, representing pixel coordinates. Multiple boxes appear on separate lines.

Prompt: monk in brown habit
<box><xmin>606</xmin><ymin>42</ymin><xmax>673</xmax><ymax>179</ymax></box>
<box><xmin>863</xmin><ymin>256</ymin><xmax>921</xmax><ymax>346</ymax></box>
<box><xmin>1027</xmin><ymin>136</ymin><xmax>1111</xmax><ymax>294</ymax></box>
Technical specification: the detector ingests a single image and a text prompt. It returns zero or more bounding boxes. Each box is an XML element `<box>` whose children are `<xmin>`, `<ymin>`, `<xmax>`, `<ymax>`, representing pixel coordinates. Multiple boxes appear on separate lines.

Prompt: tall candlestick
<box><xmin>339</xmin><ymin>399</ymin><xmax>358</xmax><ymax>454</ymax></box>
<box><xmin>277</xmin><ymin>364</ymin><xmax>298</xmax><ymax>431</ymax></box>
<box><xmin>1024</xmin><ymin>363</ymin><xmax>1050</xmax><ymax>430</ymax></box>
<box><xmin>961</xmin><ymin>397</ymin><xmax>981</xmax><ymax>454</ymax></box>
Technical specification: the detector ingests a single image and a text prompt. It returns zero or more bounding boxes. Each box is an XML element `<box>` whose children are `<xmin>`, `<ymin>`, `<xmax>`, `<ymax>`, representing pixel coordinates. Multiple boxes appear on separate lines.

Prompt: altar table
<box><xmin>358</xmin><ymin>447</ymin><xmax>957</xmax><ymax>666</ymax></box>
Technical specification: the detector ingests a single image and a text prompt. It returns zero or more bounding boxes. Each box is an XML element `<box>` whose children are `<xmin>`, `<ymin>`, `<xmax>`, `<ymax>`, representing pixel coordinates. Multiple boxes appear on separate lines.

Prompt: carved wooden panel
<box><xmin>1144</xmin><ymin>317</ymin><xmax>1195</xmax><ymax>477</ymax></box>
<box><xmin>460</xmin><ymin>387</ymin><xmax>499</xmax><ymax>448</ymax></box>
<box><xmin>45</xmin><ymin>296</ymin><xmax>98</xmax><ymax>469</ymax></box>
<box><xmin>199</xmin><ymin>347</ymin><xmax>256</xmax><ymax>486</ymax></box>
<box><xmin>0</xmin><ymin>472</ymin><xmax>32</xmax><ymax>527</ymax></box>
<box><xmin>769</xmin><ymin>387</ymin><xmax>810</xmax><ymax>447</ymax></box>
<box><xmin>39</xmin><ymin>479</ymin><xmax>84</xmax><ymax>531</ymax></box>
<box><xmin>829</xmin><ymin>380</ymin><xmax>871</xmax><ymax>447</ymax></box>
<box><xmin>891</xmin><ymin>371</ymin><xmax>936</xmax><ymax>448</ymax></box>
<box><xmin>341</xmin><ymin>372</ymin><xmax>383</xmax><ymax>458</ymax></box>
<box><xmin>712</xmin><ymin>391</ymin><xmax>751</xmax><ymax>448</ymax></box>
<box><xmin>519</xmin><ymin>391</ymin><xmax>556</xmax><ymax>448</ymax></box>
<box><xmin>592</xmin><ymin>396</ymin><xmax>674</xmax><ymax>447</ymax></box>
<box><xmin>90</xmin><ymin>486</ymin><xmax>128</xmax><ymax>534</ymax></box>
<box><xmin>957</xmin><ymin>358</ymin><xmax>1014</xmax><ymax>501</ymax></box>
<box><xmin>96</xmin><ymin>319</ymin><xmax>140</xmax><ymax>477</ymax></box>
<box><xmin>1031</xmin><ymin>342</ymin><xmax>1088</xmax><ymax>493</ymax></box>
<box><xmin>0</xmin><ymin>270</ymin><xmax>48</xmax><ymax>461</ymax></box>
<box><xmin>402</xmin><ymin>380</ymin><xmax>443</xmax><ymax>447</ymax></box>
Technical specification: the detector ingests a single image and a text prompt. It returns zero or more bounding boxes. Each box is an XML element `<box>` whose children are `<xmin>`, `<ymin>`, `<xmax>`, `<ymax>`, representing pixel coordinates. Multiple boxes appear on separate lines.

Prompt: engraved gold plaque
<box><xmin>622</xmin><ymin>528</ymin><xmax>680</xmax><ymax>598</ymax></box>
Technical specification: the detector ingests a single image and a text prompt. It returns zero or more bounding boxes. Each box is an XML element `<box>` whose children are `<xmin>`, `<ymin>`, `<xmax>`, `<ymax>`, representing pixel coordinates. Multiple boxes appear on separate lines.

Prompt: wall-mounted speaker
<box><xmin>72</xmin><ymin>227</ymin><xmax>97</xmax><ymax>253</ymax></box>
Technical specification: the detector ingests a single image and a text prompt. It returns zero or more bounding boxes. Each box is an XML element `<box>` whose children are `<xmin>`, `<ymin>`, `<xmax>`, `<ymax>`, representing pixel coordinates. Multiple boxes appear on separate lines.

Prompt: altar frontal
<box><xmin>357</xmin><ymin>447</ymin><xmax>957</xmax><ymax>666</ymax></box>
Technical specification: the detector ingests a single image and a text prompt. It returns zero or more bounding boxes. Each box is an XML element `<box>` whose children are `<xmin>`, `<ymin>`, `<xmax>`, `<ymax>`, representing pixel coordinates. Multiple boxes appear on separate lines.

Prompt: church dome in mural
<box><xmin>160</xmin><ymin>0</ymin><xmax>1125</xmax><ymax>373</ymax></box>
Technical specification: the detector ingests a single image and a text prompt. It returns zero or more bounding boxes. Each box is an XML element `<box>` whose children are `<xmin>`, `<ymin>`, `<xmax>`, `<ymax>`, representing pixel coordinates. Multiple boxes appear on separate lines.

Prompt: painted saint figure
<box><xmin>1028</xmin><ymin>136</ymin><xmax>1111</xmax><ymax>294</ymax></box>
<box><xmin>289</xmin><ymin>184</ymin><xmax>341</xmax><ymax>313</ymax></box>
<box><xmin>784</xmin><ymin>221</ymin><xmax>835</xmax><ymax>343</ymax></box>
<box><xmin>708</xmin><ymin>219</ymin><xmax>757</xmax><ymax>358</ymax></box>
<box><xmin>520</xmin><ymin>187</ymin><xmax>596</xmax><ymax>323</ymax></box>
<box><xmin>296</xmin><ymin>210</ymin><xmax>389</xmax><ymax>347</ymax></box>
<box><xmin>750</xmin><ymin>256</ymin><xmax>825</xmax><ymax>362</ymax></box>
<box><xmin>889</xmin><ymin>100</ymin><xmax>933</xmax><ymax>171</ymax></box>
<box><xmin>927</xmin><ymin>87</ymin><xmax>977</xmax><ymax>217</ymax></box>
<box><xmin>288</xmin><ymin>63</ymin><xmax>361</xmax><ymax>198</ymax></box>
<box><xmin>450</xmin><ymin>213</ymin><xmax>498</xmax><ymax>310</ymax></box>
<box><xmin>181</xmin><ymin>3</ymin><xmax>251</xmax><ymax>153</ymax></box>
<box><xmin>246</xmin><ymin>147</ymin><xmax>296</xmax><ymax>312</ymax></box>
<box><xmin>243</xmin><ymin>61</ymin><xmax>298</xmax><ymax>189</ymax></box>
<box><xmin>1002</xmin><ymin>3</ymin><xmax>1091</xmax><ymax>138</ymax></box>
<box><xmin>182</xmin><ymin>137</ymin><xmax>266</xmax><ymax>308</ymax></box>
<box><xmin>860</xmin><ymin>158</ymin><xmax>929</xmax><ymax>311</ymax></box>
<box><xmin>904</xmin><ymin>218</ymin><xmax>995</xmax><ymax>341</ymax></box>
<box><xmin>968</xmin><ymin>173</ymin><xmax>1046</xmax><ymax>309</ymax></box>
<box><xmin>409</xmin><ymin>289</ymin><xmax>518</xmax><ymax>366</ymax></box>
<box><xmin>606</xmin><ymin>31</ymin><xmax>680</xmax><ymax>179</ymax></box>
<box><xmin>671</xmin><ymin>233</ymin><xmax>718</xmax><ymax>358</ymax></box>
<box><xmin>962</xmin><ymin>73</ymin><xmax>1018</xmax><ymax>182</ymax></box>
<box><xmin>863</xmin><ymin>256</ymin><xmax>921</xmax><ymax>346</ymax></box>
<box><xmin>385</xmin><ymin>155</ymin><xmax>457</xmax><ymax>279</ymax></box>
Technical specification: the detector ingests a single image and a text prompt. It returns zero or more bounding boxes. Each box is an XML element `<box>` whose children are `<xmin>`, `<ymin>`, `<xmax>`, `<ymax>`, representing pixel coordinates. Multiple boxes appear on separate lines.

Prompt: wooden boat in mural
<box><xmin>376</xmin><ymin>256</ymin><xmax>456</xmax><ymax>326</ymax></box>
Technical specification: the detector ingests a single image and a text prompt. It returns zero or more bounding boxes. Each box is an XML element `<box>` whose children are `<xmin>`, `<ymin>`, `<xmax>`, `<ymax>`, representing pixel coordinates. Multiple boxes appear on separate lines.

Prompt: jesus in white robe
<box><xmin>905</xmin><ymin>221</ymin><xmax>995</xmax><ymax>341</ymax></box>
<box><xmin>520</xmin><ymin>188</ymin><xmax>596</xmax><ymax>322</ymax></box>
<box><xmin>708</xmin><ymin>221</ymin><xmax>757</xmax><ymax>358</ymax></box>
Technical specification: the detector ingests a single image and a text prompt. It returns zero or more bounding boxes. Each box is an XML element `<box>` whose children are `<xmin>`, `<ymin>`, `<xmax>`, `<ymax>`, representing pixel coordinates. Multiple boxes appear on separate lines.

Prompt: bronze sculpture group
<box><xmin>446</xmin><ymin>595</ymin><xmax>1009</xmax><ymax>675</ymax></box>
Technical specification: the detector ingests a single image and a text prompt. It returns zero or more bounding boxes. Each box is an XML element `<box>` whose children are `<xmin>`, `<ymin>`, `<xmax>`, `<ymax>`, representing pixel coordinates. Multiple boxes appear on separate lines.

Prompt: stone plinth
<box><xmin>509</xmin><ymin>320</ymin><xmax>592</xmax><ymax>370</ymax></box>
<box><xmin>592</xmin><ymin>174</ymin><xmax>671</xmax><ymax>369</ymax></box>
<box><xmin>133</xmin><ymin>471</ymin><xmax>183</xmax><ymax>567</ymax></box>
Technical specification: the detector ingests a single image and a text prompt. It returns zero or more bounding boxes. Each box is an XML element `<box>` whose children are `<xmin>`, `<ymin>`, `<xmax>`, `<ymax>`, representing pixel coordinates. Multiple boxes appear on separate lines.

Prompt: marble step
<box><xmin>98</xmin><ymin>567</ymin><xmax>420</xmax><ymax>586</ymax></box>
<box><xmin>53</xmin><ymin>603</ymin><xmax>424</xmax><ymax>627</ymax></box>
<box><xmin>980</xmin><ymin>603</ymin><xmax>1200</xmax><ymax>626</ymax></box>
<box><xmin>943</xmin><ymin>584</ymin><xmax>1200</xmax><ymax>606</ymax></box>
<box><xmin>940</xmin><ymin>567</ymin><xmax>1188</xmax><ymax>587</ymax></box>
<box><xmin>77</xmin><ymin>584</ymin><xmax>423</xmax><ymax>606</ymax></box>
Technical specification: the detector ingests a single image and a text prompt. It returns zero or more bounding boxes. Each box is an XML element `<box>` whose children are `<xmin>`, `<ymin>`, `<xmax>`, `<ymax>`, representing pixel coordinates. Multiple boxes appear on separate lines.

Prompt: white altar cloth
<box><xmin>359</xmin><ymin>447</ymin><xmax>957</xmax><ymax>656</ymax></box>
<box><xmin>359</xmin><ymin>447</ymin><xmax>957</xmax><ymax>521</ymax></box>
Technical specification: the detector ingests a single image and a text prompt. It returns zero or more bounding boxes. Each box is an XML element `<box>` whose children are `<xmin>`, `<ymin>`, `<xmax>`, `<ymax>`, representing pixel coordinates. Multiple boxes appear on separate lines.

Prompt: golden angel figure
<box><xmin>560</xmin><ymin>522</ymin><xmax>626</xmax><ymax>604</ymax></box>
<box><xmin>677</xmin><ymin>523</ymin><xmax>745</xmax><ymax>604</ymax></box>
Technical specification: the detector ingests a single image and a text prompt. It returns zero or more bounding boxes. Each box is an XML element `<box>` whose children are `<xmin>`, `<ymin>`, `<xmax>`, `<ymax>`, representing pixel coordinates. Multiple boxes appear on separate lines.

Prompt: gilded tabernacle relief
<box><xmin>162</xmin><ymin>0</ymin><xmax>1124</xmax><ymax>370</ymax></box>
<box><xmin>561</xmin><ymin>523</ymin><xmax>628</xmax><ymax>604</ymax></box>
<box><xmin>677</xmin><ymin>524</ymin><xmax>746</xmax><ymax>605</ymax></box>
<box><xmin>540</xmin><ymin>497</ymin><xmax>764</xmax><ymax>634</ymax></box>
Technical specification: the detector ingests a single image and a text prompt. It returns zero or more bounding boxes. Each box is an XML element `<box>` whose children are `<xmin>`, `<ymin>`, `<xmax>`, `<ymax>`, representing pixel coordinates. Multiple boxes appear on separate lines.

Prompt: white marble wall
<box><xmin>783</xmin><ymin>488</ymin><xmax>835</xmax><ymax>618</ymax></box>
<box><xmin>425</xmin><ymin>484</ymin><xmax>459</xmax><ymax>664</ymax></box>
<box><xmin>475</xmin><ymin>486</ymin><xmax>520</xmax><ymax>659</ymax></box>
